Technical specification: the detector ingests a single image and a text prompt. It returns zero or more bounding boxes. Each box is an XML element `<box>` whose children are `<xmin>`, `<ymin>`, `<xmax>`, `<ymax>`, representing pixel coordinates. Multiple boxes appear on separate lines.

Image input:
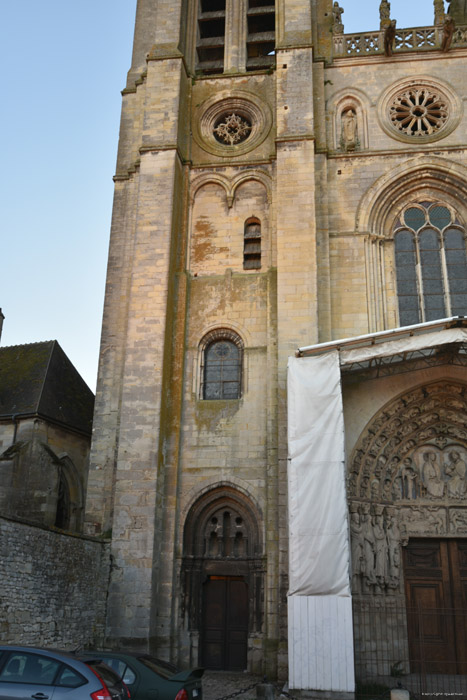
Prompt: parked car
<box><xmin>79</xmin><ymin>652</ymin><xmax>204</xmax><ymax>700</ymax></box>
<box><xmin>0</xmin><ymin>646</ymin><xmax>130</xmax><ymax>700</ymax></box>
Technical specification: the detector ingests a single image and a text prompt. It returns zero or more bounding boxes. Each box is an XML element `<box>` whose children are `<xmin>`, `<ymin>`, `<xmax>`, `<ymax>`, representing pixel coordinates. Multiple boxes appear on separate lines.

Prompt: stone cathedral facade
<box><xmin>85</xmin><ymin>0</ymin><xmax>467</xmax><ymax>686</ymax></box>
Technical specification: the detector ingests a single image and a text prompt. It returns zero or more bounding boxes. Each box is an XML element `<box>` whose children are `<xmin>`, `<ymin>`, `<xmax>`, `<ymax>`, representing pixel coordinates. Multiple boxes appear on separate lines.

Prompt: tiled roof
<box><xmin>0</xmin><ymin>341</ymin><xmax>94</xmax><ymax>435</ymax></box>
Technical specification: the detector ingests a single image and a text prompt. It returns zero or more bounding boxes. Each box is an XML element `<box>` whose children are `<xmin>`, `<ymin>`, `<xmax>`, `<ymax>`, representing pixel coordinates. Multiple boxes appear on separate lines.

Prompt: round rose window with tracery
<box><xmin>213</xmin><ymin>113</ymin><xmax>252</xmax><ymax>146</ymax></box>
<box><xmin>378</xmin><ymin>78</ymin><xmax>461</xmax><ymax>144</ymax></box>
<box><xmin>389</xmin><ymin>87</ymin><xmax>449</xmax><ymax>138</ymax></box>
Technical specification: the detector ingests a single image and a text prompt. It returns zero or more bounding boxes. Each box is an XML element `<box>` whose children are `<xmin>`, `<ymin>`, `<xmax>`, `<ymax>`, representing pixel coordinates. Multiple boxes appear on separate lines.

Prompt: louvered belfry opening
<box><xmin>246</xmin><ymin>0</ymin><xmax>275</xmax><ymax>71</ymax></box>
<box><xmin>197</xmin><ymin>0</ymin><xmax>226</xmax><ymax>74</ymax></box>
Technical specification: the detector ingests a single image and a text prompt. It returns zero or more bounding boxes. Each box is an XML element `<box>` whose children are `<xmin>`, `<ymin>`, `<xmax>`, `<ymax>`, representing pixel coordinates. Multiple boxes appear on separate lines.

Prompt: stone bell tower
<box><xmin>86</xmin><ymin>0</ymin><xmax>467</xmax><ymax>689</ymax></box>
<box><xmin>85</xmin><ymin>0</ymin><xmax>333</xmax><ymax>679</ymax></box>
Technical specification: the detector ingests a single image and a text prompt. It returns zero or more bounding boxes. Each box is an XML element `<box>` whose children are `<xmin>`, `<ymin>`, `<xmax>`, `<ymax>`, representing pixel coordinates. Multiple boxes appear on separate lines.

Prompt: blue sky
<box><xmin>0</xmin><ymin>1</ymin><xmax>443</xmax><ymax>390</ymax></box>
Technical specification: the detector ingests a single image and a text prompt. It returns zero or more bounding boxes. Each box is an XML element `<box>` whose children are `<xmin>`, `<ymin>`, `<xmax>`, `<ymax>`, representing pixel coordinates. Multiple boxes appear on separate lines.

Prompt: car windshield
<box><xmin>138</xmin><ymin>656</ymin><xmax>178</xmax><ymax>680</ymax></box>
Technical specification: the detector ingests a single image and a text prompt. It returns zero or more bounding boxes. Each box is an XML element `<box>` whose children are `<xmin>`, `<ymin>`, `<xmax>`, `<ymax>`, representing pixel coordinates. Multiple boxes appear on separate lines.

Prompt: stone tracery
<box><xmin>213</xmin><ymin>113</ymin><xmax>252</xmax><ymax>146</ymax></box>
<box><xmin>389</xmin><ymin>87</ymin><xmax>449</xmax><ymax>137</ymax></box>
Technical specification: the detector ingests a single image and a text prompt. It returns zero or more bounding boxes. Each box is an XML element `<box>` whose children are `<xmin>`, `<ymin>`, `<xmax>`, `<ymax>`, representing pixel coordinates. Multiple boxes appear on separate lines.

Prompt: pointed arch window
<box><xmin>394</xmin><ymin>202</ymin><xmax>467</xmax><ymax>326</ymax></box>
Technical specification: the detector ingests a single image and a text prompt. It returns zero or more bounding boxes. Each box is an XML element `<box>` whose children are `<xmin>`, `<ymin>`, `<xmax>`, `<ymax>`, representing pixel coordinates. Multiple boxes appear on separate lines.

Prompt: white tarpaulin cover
<box><xmin>287</xmin><ymin>352</ymin><xmax>351</xmax><ymax>596</ymax></box>
<box><xmin>339</xmin><ymin>326</ymin><xmax>467</xmax><ymax>365</ymax></box>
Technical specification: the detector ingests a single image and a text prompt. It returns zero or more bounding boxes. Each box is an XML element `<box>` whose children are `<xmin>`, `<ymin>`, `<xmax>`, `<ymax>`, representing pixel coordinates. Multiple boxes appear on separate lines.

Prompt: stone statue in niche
<box><xmin>445</xmin><ymin>450</ymin><xmax>467</xmax><ymax>498</ymax></box>
<box><xmin>332</xmin><ymin>2</ymin><xmax>345</xmax><ymax>33</ymax></box>
<box><xmin>420</xmin><ymin>450</ymin><xmax>445</xmax><ymax>499</ymax></box>
<box><xmin>341</xmin><ymin>109</ymin><xmax>358</xmax><ymax>152</ymax></box>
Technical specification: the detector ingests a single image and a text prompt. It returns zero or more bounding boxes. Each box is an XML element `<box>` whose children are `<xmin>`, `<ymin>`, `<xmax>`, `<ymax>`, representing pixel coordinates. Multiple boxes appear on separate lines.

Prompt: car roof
<box><xmin>0</xmin><ymin>646</ymin><xmax>77</xmax><ymax>659</ymax></box>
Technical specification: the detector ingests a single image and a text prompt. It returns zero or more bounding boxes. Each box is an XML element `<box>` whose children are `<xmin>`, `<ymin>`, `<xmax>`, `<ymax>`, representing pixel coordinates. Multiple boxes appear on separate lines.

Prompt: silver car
<box><xmin>0</xmin><ymin>646</ymin><xmax>129</xmax><ymax>700</ymax></box>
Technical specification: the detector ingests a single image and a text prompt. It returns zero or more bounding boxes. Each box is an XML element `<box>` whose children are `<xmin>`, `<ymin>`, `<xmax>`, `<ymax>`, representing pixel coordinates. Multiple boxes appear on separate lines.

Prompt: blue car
<box><xmin>0</xmin><ymin>646</ymin><xmax>130</xmax><ymax>700</ymax></box>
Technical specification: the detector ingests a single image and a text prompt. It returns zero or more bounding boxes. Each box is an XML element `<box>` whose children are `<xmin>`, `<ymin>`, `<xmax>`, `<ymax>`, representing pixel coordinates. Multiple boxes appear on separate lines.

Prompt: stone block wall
<box><xmin>0</xmin><ymin>516</ymin><xmax>110</xmax><ymax>649</ymax></box>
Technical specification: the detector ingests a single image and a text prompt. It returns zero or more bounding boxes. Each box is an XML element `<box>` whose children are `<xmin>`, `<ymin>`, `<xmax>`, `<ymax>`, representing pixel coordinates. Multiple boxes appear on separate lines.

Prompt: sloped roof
<box><xmin>0</xmin><ymin>341</ymin><xmax>94</xmax><ymax>435</ymax></box>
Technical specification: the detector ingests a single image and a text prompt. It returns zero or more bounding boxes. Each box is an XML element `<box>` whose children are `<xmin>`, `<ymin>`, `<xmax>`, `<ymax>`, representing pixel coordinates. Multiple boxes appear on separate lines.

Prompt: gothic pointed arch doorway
<box><xmin>182</xmin><ymin>485</ymin><xmax>264</xmax><ymax>671</ymax></box>
<box><xmin>348</xmin><ymin>380</ymin><xmax>467</xmax><ymax>675</ymax></box>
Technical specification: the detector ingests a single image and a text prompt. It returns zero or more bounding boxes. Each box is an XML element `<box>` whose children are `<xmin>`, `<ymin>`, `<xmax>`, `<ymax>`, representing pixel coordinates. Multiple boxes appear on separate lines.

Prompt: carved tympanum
<box><xmin>349</xmin><ymin>382</ymin><xmax>467</xmax><ymax>594</ymax></box>
<box><xmin>349</xmin><ymin>382</ymin><xmax>467</xmax><ymax>506</ymax></box>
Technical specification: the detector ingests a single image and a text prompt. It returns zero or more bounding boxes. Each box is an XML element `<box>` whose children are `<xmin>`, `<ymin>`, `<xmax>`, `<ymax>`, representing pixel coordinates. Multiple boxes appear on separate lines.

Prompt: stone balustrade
<box><xmin>334</xmin><ymin>24</ymin><xmax>467</xmax><ymax>56</ymax></box>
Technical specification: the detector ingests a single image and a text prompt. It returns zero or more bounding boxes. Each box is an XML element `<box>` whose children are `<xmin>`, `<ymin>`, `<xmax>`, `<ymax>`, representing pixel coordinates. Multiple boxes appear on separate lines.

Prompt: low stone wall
<box><xmin>0</xmin><ymin>515</ymin><xmax>110</xmax><ymax>649</ymax></box>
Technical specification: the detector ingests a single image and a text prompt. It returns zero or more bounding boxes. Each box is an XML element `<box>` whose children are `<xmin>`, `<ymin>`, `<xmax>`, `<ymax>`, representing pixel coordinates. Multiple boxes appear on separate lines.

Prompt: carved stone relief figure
<box><xmin>332</xmin><ymin>2</ymin><xmax>345</xmax><ymax>33</ymax></box>
<box><xmin>420</xmin><ymin>450</ymin><xmax>445</xmax><ymax>499</ymax></box>
<box><xmin>401</xmin><ymin>506</ymin><xmax>447</xmax><ymax>535</ymax></box>
<box><xmin>401</xmin><ymin>457</ymin><xmax>418</xmax><ymax>499</ymax></box>
<box><xmin>386</xmin><ymin>509</ymin><xmax>401</xmax><ymax>590</ymax></box>
<box><xmin>373</xmin><ymin>506</ymin><xmax>388</xmax><ymax>589</ymax></box>
<box><xmin>350</xmin><ymin>503</ymin><xmax>365</xmax><ymax>591</ymax></box>
<box><xmin>361</xmin><ymin>503</ymin><xmax>376</xmax><ymax>588</ymax></box>
<box><xmin>445</xmin><ymin>450</ymin><xmax>467</xmax><ymax>498</ymax></box>
<box><xmin>349</xmin><ymin>503</ymin><xmax>402</xmax><ymax>594</ymax></box>
<box><xmin>451</xmin><ymin>509</ymin><xmax>467</xmax><ymax>534</ymax></box>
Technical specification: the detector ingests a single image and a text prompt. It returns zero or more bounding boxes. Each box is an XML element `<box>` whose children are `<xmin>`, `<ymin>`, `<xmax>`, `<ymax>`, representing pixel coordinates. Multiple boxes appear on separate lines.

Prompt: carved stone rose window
<box><xmin>389</xmin><ymin>87</ymin><xmax>449</xmax><ymax>138</ymax></box>
<box><xmin>213</xmin><ymin>113</ymin><xmax>252</xmax><ymax>145</ymax></box>
<box><xmin>193</xmin><ymin>91</ymin><xmax>272</xmax><ymax>156</ymax></box>
<box><xmin>378</xmin><ymin>77</ymin><xmax>461</xmax><ymax>144</ymax></box>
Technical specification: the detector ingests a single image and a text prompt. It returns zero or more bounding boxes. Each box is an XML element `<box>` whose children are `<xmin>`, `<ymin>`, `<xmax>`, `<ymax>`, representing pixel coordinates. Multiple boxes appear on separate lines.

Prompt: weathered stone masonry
<box><xmin>0</xmin><ymin>516</ymin><xmax>110</xmax><ymax>648</ymax></box>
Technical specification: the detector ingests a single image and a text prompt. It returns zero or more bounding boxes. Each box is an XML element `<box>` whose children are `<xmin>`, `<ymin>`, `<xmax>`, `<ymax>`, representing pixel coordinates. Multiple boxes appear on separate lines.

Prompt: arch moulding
<box><xmin>348</xmin><ymin>379</ymin><xmax>467</xmax><ymax>596</ymax></box>
<box><xmin>355</xmin><ymin>156</ymin><xmax>467</xmax><ymax>237</ymax></box>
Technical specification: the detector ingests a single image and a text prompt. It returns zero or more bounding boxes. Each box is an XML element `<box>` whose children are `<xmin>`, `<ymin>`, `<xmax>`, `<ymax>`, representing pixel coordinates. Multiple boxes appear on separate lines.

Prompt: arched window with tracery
<box><xmin>201</xmin><ymin>330</ymin><xmax>243</xmax><ymax>400</ymax></box>
<box><xmin>394</xmin><ymin>202</ymin><xmax>467</xmax><ymax>326</ymax></box>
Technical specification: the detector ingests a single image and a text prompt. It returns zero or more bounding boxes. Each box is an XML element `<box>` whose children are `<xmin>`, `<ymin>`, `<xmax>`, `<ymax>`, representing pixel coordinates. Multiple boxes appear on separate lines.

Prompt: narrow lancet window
<box><xmin>243</xmin><ymin>218</ymin><xmax>261</xmax><ymax>270</ymax></box>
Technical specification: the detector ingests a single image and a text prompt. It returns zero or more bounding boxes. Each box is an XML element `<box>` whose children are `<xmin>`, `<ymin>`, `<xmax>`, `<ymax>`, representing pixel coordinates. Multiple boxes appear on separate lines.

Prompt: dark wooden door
<box><xmin>403</xmin><ymin>539</ymin><xmax>467</xmax><ymax>674</ymax></box>
<box><xmin>201</xmin><ymin>576</ymin><xmax>248</xmax><ymax>670</ymax></box>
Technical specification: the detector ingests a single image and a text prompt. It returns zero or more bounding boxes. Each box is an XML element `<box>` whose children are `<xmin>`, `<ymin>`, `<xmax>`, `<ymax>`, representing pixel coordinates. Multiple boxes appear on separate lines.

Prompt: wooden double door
<box><xmin>403</xmin><ymin>539</ymin><xmax>467</xmax><ymax>674</ymax></box>
<box><xmin>201</xmin><ymin>576</ymin><xmax>248</xmax><ymax>671</ymax></box>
